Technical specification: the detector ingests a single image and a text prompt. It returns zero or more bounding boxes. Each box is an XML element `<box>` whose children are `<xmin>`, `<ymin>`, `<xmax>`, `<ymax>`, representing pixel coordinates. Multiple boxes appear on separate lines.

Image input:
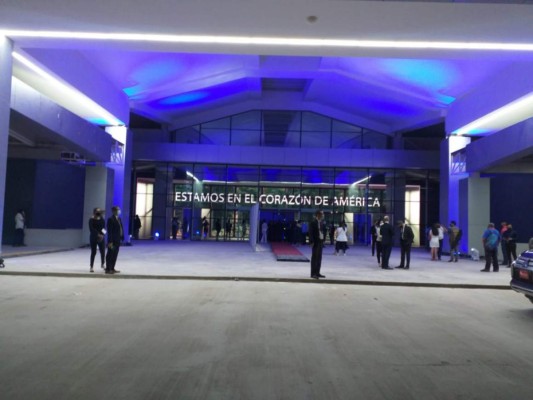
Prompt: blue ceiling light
<box><xmin>158</xmin><ymin>91</ymin><xmax>209</xmax><ymax>106</ymax></box>
<box><xmin>378</xmin><ymin>59</ymin><xmax>459</xmax><ymax>90</ymax></box>
<box><xmin>123</xmin><ymin>58</ymin><xmax>185</xmax><ymax>98</ymax></box>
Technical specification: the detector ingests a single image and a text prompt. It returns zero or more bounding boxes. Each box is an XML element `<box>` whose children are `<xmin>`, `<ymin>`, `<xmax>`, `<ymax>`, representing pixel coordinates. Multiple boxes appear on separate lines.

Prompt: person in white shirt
<box><xmin>437</xmin><ymin>223</ymin><xmax>446</xmax><ymax>261</ymax></box>
<box><xmin>14</xmin><ymin>209</ymin><xmax>26</xmax><ymax>247</ymax></box>
<box><xmin>334</xmin><ymin>222</ymin><xmax>348</xmax><ymax>255</ymax></box>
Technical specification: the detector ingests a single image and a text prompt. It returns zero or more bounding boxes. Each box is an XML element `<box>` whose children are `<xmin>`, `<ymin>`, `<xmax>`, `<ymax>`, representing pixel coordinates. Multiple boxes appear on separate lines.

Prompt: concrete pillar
<box><xmin>0</xmin><ymin>37</ymin><xmax>13</xmax><ymax>252</ymax></box>
<box><xmin>459</xmin><ymin>174</ymin><xmax>490</xmax><ymax>256</ymax></box>
<box><xmin>153</xmin><ymin>166</ymin><xmax>174</xmax><ymax>239</ymax></box>
<box><xmin>106</xmin><ymin>126</ymin><xmax>132</xmax><ymax>243</ymax></box>
<box><xmin>82</xmin><ymin>166</ymin><xmax>115</xmax><ymax>245</ymax></box>
<box><xmin>440</xmin><ymin>136</ymin><xmax>471</xmax><ymax>253</ymax></box>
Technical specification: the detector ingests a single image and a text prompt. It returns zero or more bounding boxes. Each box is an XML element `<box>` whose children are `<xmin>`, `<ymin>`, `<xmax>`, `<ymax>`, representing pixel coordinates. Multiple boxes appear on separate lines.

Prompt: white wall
<box><xmin>25</xmin><ymin>229</ymin><xmax>84</xmax><ymax>247</ymax></box>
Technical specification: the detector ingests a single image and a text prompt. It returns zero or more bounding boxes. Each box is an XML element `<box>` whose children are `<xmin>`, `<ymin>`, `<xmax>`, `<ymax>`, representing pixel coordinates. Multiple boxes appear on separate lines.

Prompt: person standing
<box><xmin>334</xmin><ymin>222</ymin><xmax>348</xmax><ymax>256</ymax></box>
<box><xmin>437</xmin><ymin>223</ymin><xmax>446</xmax><ymax>260</ymax></box>
<box><xmin>89</xmin><ymin>207</ymin><xmax>106</xmax><ymax>273</ymax></box>
<box><xmin>447</xmin><ymin>221</ymin><xmax>461</xmax><ymax>263</ymax></box>
<box><xmin>225</xmin><ymin>218</ymin><xmax>232</xmax><ymax>240</ymax></box>
<box><xmin>202</xmin><ymin>217</ymin><xmax>209</xmax><ymax>240</ymax></box>
<box><xmin>503</xmin><ymin>223</ymin><xmax>517</xmax><ymax>267</ymax></box>
<box><xmin>105</xmin><ymin>206</ymin><xmax>124</xmax><ymax>274</ymax></box>
<box><xmin>396</xmin><ymin>220</ymin><xmax>414</xmax><ymax>269</ymax></box>
<box><xmin>241</xmin><ymin>219</ymin><xmax>247</xmax><ymax>240</ymax></box>
<box><xmin>370</xmin><ymin>220</ymin><xmax>379</xmax><ymax>256</ymax></box>
<box><xmin>328</xmin><ymin>223</ymin><xmax>335</xmax><ymax>246</ymax></box>
<box><xmin>182</xmin><ymin>217</ymin><xmax>188</xmax><ymax>239</ymax></box>
<box><xmin>429</xmin><ymin>224</ymin><xmax>440</xmax><ymax>261</ymax></box>
<box><xmin>171</xmin><ymin>217</ymin><xmax>179</xmax><ymax>240</ymax></box>
<box><xmin>214</xmin><ymin>219</ymin><xmax>222</xmax><ymax>241</ymax></box>
<box><xmin>500</xmin><ymin>222</ymin><xmax>509</xmax><ymax>265</ymax></box>
<box><xmin>261</xmin><ymin>219</ymin><xmax>268</xmax><ymax>243</ymax></box>
<box><xmin>375</xmin><ymin>219</ymin><xmax>383</xmax><ymax>266</ymax></box>
<box><xmin>309</xmin><ymin>210</ymin><xmax>326</xmax><ymax>279</ymax></box>
<box><xmin>380</xmin><ymin>216</ymin><xmax>394</xmax><ymax>270</ymax></box>
<box><xmin>481</xmin><ymin>222</ymin><xmax>500</xmax><ymax>272</ymax></box>
<box><xmin>14</xmin><ymin>209</ymin><xmax>26</xmax><ymax>247</ymax></box>
<box><xmin>133</xmin><ymin>215</ymin><xmax>142</xmax><ymax>240</ymax></box>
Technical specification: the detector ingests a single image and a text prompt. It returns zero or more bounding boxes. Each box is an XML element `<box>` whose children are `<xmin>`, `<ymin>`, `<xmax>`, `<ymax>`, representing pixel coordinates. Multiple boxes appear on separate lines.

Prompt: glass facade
<box><xmin>172</xmin><ymin>110</ymin><xmax>391</xmax><ymax>149</ymax></box>
<box><xmin>133</xmin><ymin>163</ymin><xmax>439</xmax><ymax>246</ymax></box>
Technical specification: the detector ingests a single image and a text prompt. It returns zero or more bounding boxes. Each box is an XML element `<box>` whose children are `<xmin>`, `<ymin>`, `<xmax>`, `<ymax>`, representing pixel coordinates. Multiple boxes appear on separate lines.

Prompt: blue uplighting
<box><xmin>452</xmin><ymin>128</ymin><xmax>492</xmax><ymax>135</ymax></box>
<box><xmin>86</xmin><ymin>117</ymin><xmax>122</xmax><ymax>126</ymax></box>
<box><xmin>159</xmin><ymin>92</ymin><xmax>208</xmax><ymax>105</ymax></box>
<box><xmin>378</xmin><ymin>59</ymin><xmax>459</xmax><ymax>94</ymax></box>
<box><xmin>123</xmin><ymin>58</ymin><xmax>185</xmax><ymax>98</ymax></box>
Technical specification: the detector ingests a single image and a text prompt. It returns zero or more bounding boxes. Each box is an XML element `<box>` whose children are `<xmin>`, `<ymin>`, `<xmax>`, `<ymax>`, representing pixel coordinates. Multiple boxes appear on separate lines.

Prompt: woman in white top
<box><xmin>429</xmin><ymin>224</ymin><xmax>440</xmax><ymax>261</ymax></box>
<box><xmin>334</xmin><ymin>222</ymin><xmax>348</xmax><ymax>255</ymax></box>
<box><xmin>376</xmin><ymin>220</ymin><xmax>383</xmax><ymax>265</ymax></box>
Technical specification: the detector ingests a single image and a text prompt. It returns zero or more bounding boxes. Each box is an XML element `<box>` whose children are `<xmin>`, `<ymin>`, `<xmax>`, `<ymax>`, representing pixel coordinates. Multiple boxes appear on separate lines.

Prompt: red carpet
<box><xmin>270</xmin><ymin>242</ymin><xmax>309</xmax><ymax>262</ymax></box>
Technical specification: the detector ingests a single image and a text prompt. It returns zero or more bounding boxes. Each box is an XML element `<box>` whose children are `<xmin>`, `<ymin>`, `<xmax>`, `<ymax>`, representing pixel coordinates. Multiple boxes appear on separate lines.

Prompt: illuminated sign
<box><xmin>174</xmin><ymin>191</ymin><xmax>381</xmax><ymax>208</ymax></box>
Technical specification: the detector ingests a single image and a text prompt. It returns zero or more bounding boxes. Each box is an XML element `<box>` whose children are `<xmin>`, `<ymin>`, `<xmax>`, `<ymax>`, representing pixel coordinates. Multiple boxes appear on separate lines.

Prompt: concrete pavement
<box><xmin>1</xmin><ymin>275</ymin><xmax>532</xmax><ymax>400</ymax></box>
<box><xmin>0</xmin><ymin>241</ymin><xmax>513</xmax><ymax>288</ymax></box>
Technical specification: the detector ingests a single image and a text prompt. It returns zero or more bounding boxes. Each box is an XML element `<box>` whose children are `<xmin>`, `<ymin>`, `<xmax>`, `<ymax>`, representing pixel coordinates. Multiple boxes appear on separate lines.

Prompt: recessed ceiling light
<box><xmin>2</xmin><ymin>29</ymin><xmax>533</xmax><ymax>51</ymax></box>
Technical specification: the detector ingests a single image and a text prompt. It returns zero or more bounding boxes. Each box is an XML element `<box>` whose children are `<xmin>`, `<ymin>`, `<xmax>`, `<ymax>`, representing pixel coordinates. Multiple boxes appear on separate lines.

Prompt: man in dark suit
<box><xmin>309</xmin><ymin>210</ymin><xmax>325</xmax><ymax>279</ymax></box>
<box><xmin>105</xmin><ymin>206</ymin><xmax>124</xmax><ymax>274</ymax></box>
<box><xmin>380</xmin><ymin>216</ymin><xmax>394</xmax><ymax>270</ymax></box>
<box><xmin>396</xmin><ymin>220</ymin><xmax>414</xmax><ymax>269</ymax></box>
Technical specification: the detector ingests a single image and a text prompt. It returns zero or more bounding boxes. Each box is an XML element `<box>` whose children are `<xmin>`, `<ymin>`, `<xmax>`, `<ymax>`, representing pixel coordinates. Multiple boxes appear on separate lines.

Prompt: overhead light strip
<box><xmin>452</xmin><ymin>92</ymin><xmax>533</xmax><ymax>135</ymax></box>
<box><xmin>3</xmin><ymin>30</ymin><xmax>533</xmax><ymax>51</ymax></box>
<box><xmin>12</xmin><ymin>51</ymin><xmax>124</xmax><ymax>126</ymax></box>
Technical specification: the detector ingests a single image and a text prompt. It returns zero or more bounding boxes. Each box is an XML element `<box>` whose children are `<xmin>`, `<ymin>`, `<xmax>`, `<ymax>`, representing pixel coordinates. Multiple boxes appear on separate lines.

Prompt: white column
<box><xmin>459</xmin><ymin>174</ymin><xmax>491</xmax><ymax>256</ymax></box>
<box><xmin>105</xmin><ymin>126</ymin><xmax>132</xmax><ymax>243</ymax></box>
<box><xmin>440</xmin><ymin>136</ymin><xmax>470</xmax><ymax>253</ymax></box>
<box><xmin>0</xmin><ymin>37</ymin><xmax>13</xmax><ymax>252</ymax></box>
<box><xmin>82</xmin><ymin>166</ymin><xmax>115</xmax><ymax>245</ymax></box>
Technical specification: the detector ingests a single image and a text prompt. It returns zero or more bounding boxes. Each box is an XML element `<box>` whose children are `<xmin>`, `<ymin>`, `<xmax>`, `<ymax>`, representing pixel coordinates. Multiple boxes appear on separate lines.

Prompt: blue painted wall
<box><xmin>490</xmin><ymin>175</ymin><xmax>533</xmax><ymax>243</ymax></box>
<box><xmin>32</xmin><ymin>161</ymin><xmax>86</xmax><ymax>229</ymax></box>
<box><xmin>2</xmin><ymin>159</ymin><xmax>86</xmax><ymax>245</ymax></box>
<box><xmin>2</xmin><ymin>159</ymin><xmax>36</xmax><ymax>245</ymax></box>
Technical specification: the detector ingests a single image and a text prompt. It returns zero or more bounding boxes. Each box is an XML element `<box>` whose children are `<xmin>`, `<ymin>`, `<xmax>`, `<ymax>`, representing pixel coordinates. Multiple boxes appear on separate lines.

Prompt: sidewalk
<box><xmin>0</xmin><ymin>241</ymin><xmax>512</xmax><ymax>288</ymax></box>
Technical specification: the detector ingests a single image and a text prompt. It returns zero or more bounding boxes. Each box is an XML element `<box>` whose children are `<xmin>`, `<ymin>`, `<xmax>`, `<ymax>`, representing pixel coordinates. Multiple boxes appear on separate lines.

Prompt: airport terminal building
<box><xmin>1</xmin><ymin>1</ymin><xmax>533</xmax><ymax>256</ymax></box>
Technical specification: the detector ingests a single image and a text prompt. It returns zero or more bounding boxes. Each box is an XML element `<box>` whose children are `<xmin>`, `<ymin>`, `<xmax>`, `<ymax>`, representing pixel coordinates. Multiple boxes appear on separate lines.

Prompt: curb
<box><xmin>0</xmin><ymin>270</ymin><xmax>511</xmax><ymax>290</ymax></box>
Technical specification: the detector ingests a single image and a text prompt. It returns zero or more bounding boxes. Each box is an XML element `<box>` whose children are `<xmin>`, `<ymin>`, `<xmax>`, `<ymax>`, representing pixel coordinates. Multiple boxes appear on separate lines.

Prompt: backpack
<box><xmin>486</xmin><ymin>230</ymin><xmax>499</xmax><ymax>249</ymax></box>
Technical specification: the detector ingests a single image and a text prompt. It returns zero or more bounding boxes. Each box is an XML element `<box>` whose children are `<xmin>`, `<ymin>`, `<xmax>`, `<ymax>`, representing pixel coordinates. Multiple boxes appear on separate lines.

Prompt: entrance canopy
<box><xmin>3</xmin><ymin>0</ymin><xmax>533</xmax><ymax>137</ymax></box>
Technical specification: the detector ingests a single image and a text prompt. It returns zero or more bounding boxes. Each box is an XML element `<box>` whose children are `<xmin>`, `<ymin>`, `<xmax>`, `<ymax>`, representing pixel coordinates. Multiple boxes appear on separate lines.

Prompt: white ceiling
<box><xmin>3</xmin><ymin>0</ymin><xmax>533</xmax><ymax>134</ymax></box>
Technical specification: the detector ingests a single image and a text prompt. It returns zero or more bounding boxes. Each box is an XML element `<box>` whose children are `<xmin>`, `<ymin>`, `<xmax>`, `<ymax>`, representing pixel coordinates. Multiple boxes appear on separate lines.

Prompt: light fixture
<box><xmin>352</xmin><ymin>175</ymin><xmax>371</xmax><ymax>186</ymax></box>
<box><xmin>3</xmin><ymin>29</ymin><xmax>533</xmax><ymax>52</ymax></box>
<box><xmin>452</xmin><ymin>92</ymin><xmax>533</xmax><ymax>135</ymax></box>
<box><xmin>186</xmin><ymin>171</ymin><xmax>200</xmax><ymax>182</ymax></box>
<box><xmin>12</xmin><ymin>51</ymin><xmax>124</xmax><ymax>126</ymax></box>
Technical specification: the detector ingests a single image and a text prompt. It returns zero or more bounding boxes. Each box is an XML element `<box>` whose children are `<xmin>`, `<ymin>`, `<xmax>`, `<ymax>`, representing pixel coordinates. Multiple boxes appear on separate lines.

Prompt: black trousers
<box><xmin>376</xmin><ymin>241</ymin><xmax>383</xmax><ymax>264</ymax></box>
<box><xmin>507</xmin><ymin>242</ymin><xmax>517</xmax><ymax>265</ymax></box>
<box><xmin>449</xmin><ymin>242</ymin><xmax>459</xmax><ymax>261</ymax></box>
<box><xmin>311</xmin><ymin>242</ymin><xmax>323</xmax><ymax>276</ymax></box>
<box><xmin>400</xmin><ymin>241</ymin><xmax>411</xmax><ymax>268</ymax></box>
<box><xmin>381</xmin><ymin>243</ymin><xmax>392</xmax><ymax>268</ymax></box>
<box><xmin>438</xmin><ymin>239</ymin><xmax>443</xmax><ymax>260</ymax></box>
<box><xmin>484</xmin><ymin>247</ymin><xmax>499</xmax><ymax>271</ymax></box>
<box><xmin>90</xmin><ymin>238</ymin><xmax>105</xmax><ymax>267</ymax></box>
<box><xmin>105</xmin><ymin>245</ymin><xmax>120</xmax><ymax>271</ymax></box>
<box><xmin>501</xmin><ymin>242</ymin><xmax>509</xmax><ymax>264</ymax></box>
<box><xmin>371</xmin><ymin>236</ymin><xmax>377</xmax><ymax>256</ymax></box>
<box><xmin>14</xmin><ymin>228</ymin><xmax>24</xmax><ymax>246</ymax></box>
<box><xmin>335</xmin><ymin>241</ymin><xmax>347</xmax><ymax>253</ymax></box>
